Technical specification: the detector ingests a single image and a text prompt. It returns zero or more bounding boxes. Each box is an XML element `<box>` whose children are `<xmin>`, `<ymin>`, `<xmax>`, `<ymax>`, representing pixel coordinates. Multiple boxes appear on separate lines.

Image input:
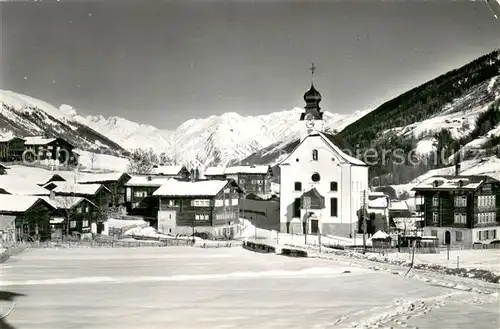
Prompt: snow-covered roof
<box><xmin>42</xmin><ymin>196</ymin><xmax>94</xmax><ymax>210</ymax></box>
<box><xmin>151</xmin><ymin>165</ymin><xmax>185</xmax><ymax>176</ymax></box>
<box><xmin>204</xmin><ymin>167</ymin><xmax>226</xmax><ymax>176</ymax></box>
<box><xmin>125</xmin><ymin>176</ymin><xmax>173</xmax><ymax>187</ymax></box>
<box><xmin>76</xmin><ymin>172</ymin><xmax>129</xmax><ymax>183</ymax></box>
<box><xmin>412</xmin><ymin>175</ymin><xmax>488</xmax><ymax>191</ymax></box>
<box><xmin>371</xmin><ymin>230</ymin><xmax>390</xmax><ymax>240</ymax></box>
<box><xmin>153</xmin><ymin>179</ymin><xmax>230</xmax><ymax>197</ymax></box>
<box><xmin>389</xmin><ymin>200</ymin><xmax>409</xmax><ymax>211</ymax></box>
<box><xmin>24</xmin><ymin>136</ymin><xmax>57</xmax><ymax>145</ymax></box>
<box><xmin>0</xmin><ymin>175</ymin><xmax>50</xmax><ymax>195</ymax></box>
<box><xmin>224</xmin><ymin>165</ymin><xmax>270</xmax><ymax>175</ymax></box>
<box><xmin>369</xmin><ymin>191</ymin><xmax>386</xmax><ymax>197</ymax></box>
<box><xmin>47</xmin><ymin>182</ymin><xmax>109</xmax><ymax>195</ymax></box>
<box><xmin>0</xmin><ymin>136</ymin><xmax>24</xmax><ymax>143</ymax></box>
<box><xmin>368</xmin><ymin>197</ymin><xmax>388</xmax><ymax>209</ymax></box>
<box><xmin>0</xmin><ymin>195</ymin><xmax>52</xmax><ymax>212</ymax></box>
<box><xmin>279</xmin><ymin>132</ymin><xmax>366</xmax><ymax>167</ymax></box>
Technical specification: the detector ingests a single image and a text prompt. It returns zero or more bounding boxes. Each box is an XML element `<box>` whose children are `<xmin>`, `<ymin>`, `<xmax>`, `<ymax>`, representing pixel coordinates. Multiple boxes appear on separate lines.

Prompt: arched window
<box><xmin>312</xmin><ymin>149</ymin><xmax>318</xmax><ymax>161</ymax></box>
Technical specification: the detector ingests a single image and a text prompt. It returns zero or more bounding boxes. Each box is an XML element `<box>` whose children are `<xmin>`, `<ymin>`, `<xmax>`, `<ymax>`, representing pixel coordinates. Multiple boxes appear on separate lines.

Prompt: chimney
<box><xmin>147</xmin><ymin>176</ymin><xmax>152</xmax><ymax>181</ymax></box>
<box><xmin>455</xmin><ymin>162</ymin><xmax>461</xmax><ymax>176</ymax></box>
<box><xmin>49</xmin><ymin>190</ymin><xmax>55</xmax><ymax>200</ymax></box>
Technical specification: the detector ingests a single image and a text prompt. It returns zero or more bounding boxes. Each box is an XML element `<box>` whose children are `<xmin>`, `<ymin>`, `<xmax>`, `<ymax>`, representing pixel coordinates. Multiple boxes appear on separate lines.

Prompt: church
<box><xmin>278</xmin><ymin>65</ymin><xmax>369</xmax><ymax>238</ymax></box>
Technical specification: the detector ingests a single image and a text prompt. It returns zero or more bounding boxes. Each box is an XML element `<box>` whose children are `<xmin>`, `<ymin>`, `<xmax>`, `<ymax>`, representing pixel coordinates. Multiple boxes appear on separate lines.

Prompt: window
<box><xmin>134</xmin><ymin>191</ymin><xmax>147</xmax><ymax>198</ymax></box>
<box><xmin>293</xmin><ymin>198</ymin><xmax>301</xmax><ymax>218</ymax></box>
<box><xmin>454</xmin><ymin>213</ymin><xmax>466</xmax><ymax>224</ymax></box>
<box><xmin>70</xmin><ymin>220</ymin><xmax>77</xmax><ymax>228</ymax></box>
<box><xmin>311</xmin><ymin>173</ymin><xmax>321</xmax><ymax>183</ymax></box>
<box><xmin>431</xmin><ymin>230</ymin><xmax>438</xmax><ymax>237</ymax></box>
<box><xmin>454</xmin><ymin>196</ymin><xmax>467</xmax><ymax>207</ymax></box>
<box><xmin>432</xmin><ymin>212</ymin><xmax>439</xmax><ymax>223</ymax></box>
<box><xmin>478</xmin><ymin>195</ymin><xmax>496</xmax><ymax>208</ymax></box>
<box><xmin>224</xmin><ymin>188</ymin><xmax>230</xmax><ymax>193</ymax></box>
<box><xmin>195</xmin><ymin>214</ymin><xmax>209</xmax><ymax>221</ymax></box>
<box><xmin>478</xmin><ymin>212</ymin><xmax>496</xmax><ymax>224</ymax></box>
<box><xmin>232</xmin><ymin>198</ymin><xmax>238</xmax><ymax>206</ymax></box>
<box><xmin>224</xmin><ymin>199</ymin><xmax>230</xmax><ymax>206</ymax></box>
<box><xmin>432</xmin><ymin>196</ymin><xmax>439</xmax><ymax>207</ymax></box>
<box><xmin>330</xmin><ymin>182</ymin><xmax>338</xmax><ymax>191</ymax></box>
<box><xmin>215</xmin><ymin>200</ymin><xmax>223</xmax><ymax>207</ymax></box>
<box><xmin>294</xmin><ymin>182</ymin><xmax>302</xmax><ymax>191</ymax></box>
<box><xmin>492</xmin><ymin>230</ymin><xmax>497</xmax><ymax>240</ymax></box>
<box><xmin>330</xmin><ymin>198</ymin><xmax>338</xmax><ymax>217</ymax></box>
<box><xmin>191</xmin><ymin>199</ymin><xmax>210</xmax><ymax>207</ymax></box>
<box><xmin>312</xmin><ymin>149</ymin><xmax>318</xmax><ymax>161</ymax></box>
<box><xmin>456</xmin><ymin>231</ymin><xmax>463</xmax><ymax>242</ymax></box>
<box><xmin>82</xmin><ymin>220</ymin><xmax>89</xmax><ymax>228</ymax></box>
<box><xmin>168</xmin><ymin>200</ymin><xmax>176</xmax><ymax>207</ymax></box>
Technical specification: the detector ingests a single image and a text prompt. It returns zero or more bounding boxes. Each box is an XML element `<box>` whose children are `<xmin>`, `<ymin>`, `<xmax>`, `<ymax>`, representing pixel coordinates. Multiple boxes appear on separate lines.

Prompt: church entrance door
<box><xmin>311</xmin><ymin>220</ymin><xmax>319</xmax><ymax>234</ymax></box>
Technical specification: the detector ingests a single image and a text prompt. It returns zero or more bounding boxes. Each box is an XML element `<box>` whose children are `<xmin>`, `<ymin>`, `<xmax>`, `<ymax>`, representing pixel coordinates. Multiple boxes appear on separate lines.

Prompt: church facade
<box><xmin>279</xmin><ymin>76</ymin><xmax>369</xmax><ymax>238</ymax></box>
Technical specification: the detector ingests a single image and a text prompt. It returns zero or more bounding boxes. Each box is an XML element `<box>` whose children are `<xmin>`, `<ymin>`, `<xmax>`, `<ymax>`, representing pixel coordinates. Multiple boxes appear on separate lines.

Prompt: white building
<box><xmin>279</xmin><ymin>80</ymin><xmax>369</xmax><ymax>237</ymax></box>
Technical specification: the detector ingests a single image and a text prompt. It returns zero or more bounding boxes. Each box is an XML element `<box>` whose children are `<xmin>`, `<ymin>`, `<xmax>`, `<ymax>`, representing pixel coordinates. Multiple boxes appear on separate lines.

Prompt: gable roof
<box><xmin>389</xmin><ymin>200</ymin><xmax>409</xmax><ymax>211</ymax></box>
<box><xmin>224</xmin><ymin>165</ymin><xmax>271</xmax><ymax>175</ymax></box>
<box><xmin>0</xmin><ymin>136</ymin><xmax>25</xmax><ymax>143</ymax></box>
<box><xmin>368</xmin><ymin>197</ymin><xmax>388</xmax><ymax>209</ymax></box>
<box><xmin>151</xmin><ymin>165</ymin><xmax>186</xmax><ymax>176</ymax></box>
<box><xmin>411</xmin><ymin>175</ymin><xmax>497</xmax><ymax>192</ymax></box>
<box><xmin>0</xmin><ymin>195</ymin><xmax>55</xmax><ymax>212</ymax></box>
<box><xmin>0</xmin><ymin>175</ymin><xmax>51</xmax><ymax>195</ymax></box>
<box><xmin>300</xmin><ymin>188</ymin><xmax>325</xmax><ymax>209</ymax></box>
<box><xmin>153</xmin><ymin>179</ymin><xmax>241</xmax><ymax>197</ymax></box>
<box><xmin>45</xmin><ymin>181</ymin><xmax>110</xmax><ymax>196</ymax></box>
<box><xmin>204</xmin><ymin>167</ymin><xmax>226</xmax><ymax>176</ymax></box>
<box><xmin>76</xmin><ymin>172</ymin><xmax>131</xmax><ymax>184</ymax></box>
<box><xmin>279</xmin><ymin>132</ymin><xmax>367</xmax><ymax>166</ymax></box>
<box><xmin>125</xmin><ymin>176</ymin><xmax>172</xmax><ymax>187</ymax></box>
<box><xmin>24</xmin><ymin>136</ymin><xmax>58</xmax><ymax>145</ymax></box>
<box><xmin>42</xmin><ymin>196</ymin><xmax>97</xmax><ymax>210</ymax></box>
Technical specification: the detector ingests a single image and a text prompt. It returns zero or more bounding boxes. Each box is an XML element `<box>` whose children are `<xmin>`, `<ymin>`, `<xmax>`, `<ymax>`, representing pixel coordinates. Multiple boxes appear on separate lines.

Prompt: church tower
<box><xmin>300</xmin><ymin>63</ymin><xmax>324</xmax><ymax>141</ymax></box>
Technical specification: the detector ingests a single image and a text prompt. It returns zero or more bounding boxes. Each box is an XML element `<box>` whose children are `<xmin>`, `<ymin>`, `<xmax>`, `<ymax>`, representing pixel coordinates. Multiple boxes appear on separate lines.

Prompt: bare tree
<box><xmin>89</xmin><ymin>152</ymin><xmax>98</xmax><ymax>170</ymax></box>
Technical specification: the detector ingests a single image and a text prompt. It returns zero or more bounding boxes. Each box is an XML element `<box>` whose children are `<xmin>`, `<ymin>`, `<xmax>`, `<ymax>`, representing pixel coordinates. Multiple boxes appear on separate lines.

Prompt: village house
<box><xmin>124</xmin><ymin>176</ymin><xmax>172</xmax><ymax>212</ymax></box>
<box><xmin>279</xmin><ymin>79</ymin><xmax>369</xmax><ymax>237</ymax></box>
<box><xmin>0</xmin><ymin>136</ymin><xmax>25</xmax><ymax>162</ymax></box>
<box><xmin>43</xmin><ymin>181</ymin><xmax>112</xmax><ymax>217</ymax></box>
<box><xmin>224</xmin><ymin>165</ymin><xmax>273</xmax><ymax>195</ymax></box>
<box><xmin>239</xmin><ymin>196</ymin><xmax>280</xmax><ymax>232</ymax></box>
<box><xmin>42</xmin><ymin>195</ymin><xmax>101</xmax><ymax>239</ymax></box>
<box><xmin>76</xmin><ymin>172</ymin><xmax>131</xmax><ymax>208</ymax></box>
<box><xmin>412</xmin><ymin>174</ymin><xmax>500</xmax><ymax>246</ymax></box>
<box><xmin>152</xmin><ymin>179</ymin><xmax>243</xmax><ymax>238</ymax></box>
<box><xmin>151</xmin><ymin>165</ymin><xmax>191</xmax><ymax>179</ymax></box>
<box><xmin>23</xmin><ymin>136</ymin><xmax>77</xmax><ymax>165</ymax></box>
<box><xmin>0</xmin><ymin>194</ymin><xmax>56</xmax><ymax>241</ymax></box>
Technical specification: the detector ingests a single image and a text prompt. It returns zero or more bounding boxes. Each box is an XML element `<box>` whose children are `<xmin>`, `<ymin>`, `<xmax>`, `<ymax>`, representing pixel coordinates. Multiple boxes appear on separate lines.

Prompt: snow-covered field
<box><xmin>1</xmin><ymin>248</ymin><xmax>498</xmax><ymax>329</ymax></box>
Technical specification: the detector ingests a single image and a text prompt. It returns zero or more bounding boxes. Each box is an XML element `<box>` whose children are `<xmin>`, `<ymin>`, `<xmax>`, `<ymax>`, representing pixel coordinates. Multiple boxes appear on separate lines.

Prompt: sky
<box><xmin>1</xmin><ymin>1</ymin><xmax>499</xmax><ymax>130</ymax></box>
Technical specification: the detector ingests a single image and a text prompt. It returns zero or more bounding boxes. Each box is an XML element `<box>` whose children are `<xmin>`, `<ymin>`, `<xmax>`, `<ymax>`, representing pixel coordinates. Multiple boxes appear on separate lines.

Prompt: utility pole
<box><xmin>362</xmin><ymin>190</ymin><xmax>367</xmax><ymax>254</ymax></box>
<box><xmin>303</xmin><ymin>196</ymin><xmax>311</xmax><ymax>245</ymax></box>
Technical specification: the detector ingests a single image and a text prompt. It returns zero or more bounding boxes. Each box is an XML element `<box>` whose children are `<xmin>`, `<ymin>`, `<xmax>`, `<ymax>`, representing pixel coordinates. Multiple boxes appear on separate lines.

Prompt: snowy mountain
<box><xmin>0</xmin><ymin>90</ymin><xmax>127</xmax><ymax>155</ymax></box>
<box><xmin>0</xmin><ymin>89</ymin><xmax>367</xmax><ymax>168</ymax></box>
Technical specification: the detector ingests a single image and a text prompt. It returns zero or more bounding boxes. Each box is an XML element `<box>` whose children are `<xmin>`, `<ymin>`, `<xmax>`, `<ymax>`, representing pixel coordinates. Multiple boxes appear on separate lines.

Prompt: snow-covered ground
<box><xmin>383</xmin><ymin>249</ymin><xmax>500</xmax><ymax>275</ymax></box>
<box><xmin>1</xmin><ymin>247</ymin><xmax>497</xmax><ymax>329</ymax></box>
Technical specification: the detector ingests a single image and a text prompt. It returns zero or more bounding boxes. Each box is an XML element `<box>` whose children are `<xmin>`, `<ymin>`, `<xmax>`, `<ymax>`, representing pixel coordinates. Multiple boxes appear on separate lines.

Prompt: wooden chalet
<box><xmin>203</xmin><ymin>167</ymin><xmax>226</xmax><ymax>180</ymax></box>
<box><xmin>0</xmin><ymin>136</ymin><xmax>25</xmax><ymax>162</ymax></box>
<box><xmin>124</xmin><ymin>176</ymin><xmax>171</xmax><ymax>213</ymax></box>
<box><xmin>0</xmin><ymin>195</ymin><xmax>56</xmax><ymax>241</ymax></box>
<box><xmin>76</xmin><ymin>172</ymin><xmax>131</xmax><ymax>207</ymax></box>
<box><xmin>24</xmin><ymin>136</ymin><xmax>77</xmax><ymax>165</ymax></box>
<box><xmin>220</xmin><ymin>165</ymin><xmax>273</xmax><ymax>195</ymax></box>
<box><xmin>412</xmin><ymin>175</ymin><xmax>500</xmax><ymax>246</ymax></box>
<box><xmin>42</xmin><ymin>195</ymin><xmax>101</xmax><ymax>238</ymax></box>
<box><xmin>152</xmin><ymin>179</ymin><xmax>243</xmax><ymax>238</ymax></box>
<box><xmin>43</xmin><ymin>181</ymin><xmax>112</xmax><ymax>218</ymax></box>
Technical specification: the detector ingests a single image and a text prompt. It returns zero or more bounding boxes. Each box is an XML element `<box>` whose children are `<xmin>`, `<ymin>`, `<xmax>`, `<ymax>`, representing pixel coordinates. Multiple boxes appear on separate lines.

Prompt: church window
<box><xmin>294</xmin><ymin>182</ymin><xmax>302</xmax><ymax>191</ymax></box>
<box><xmin>312</xmin><ymin>149</ymin><xmax>318</xmax><ymax>161</ymax></box>
<box><xmin>311</xmin><ymin>173</ymin><xmax>320</xmax><ymax>182</ymax></box>
<box><xmin>293</xmin><ymin>198</ymin><xmax>301</xmax><ymax>218</ymax></box>
<box><xmin>330</xmin><ymin>182</ymin><xmax>338</xmax><ymax>191</ymax></box>
<box><xmin>330</xmin><ymin>198</ymin><xmax>338</xmax><ymax>217</ymax></box>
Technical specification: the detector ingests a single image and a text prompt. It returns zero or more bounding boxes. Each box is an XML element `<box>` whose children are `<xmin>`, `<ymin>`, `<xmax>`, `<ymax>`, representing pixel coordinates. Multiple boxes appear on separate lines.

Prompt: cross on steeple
<box><xmin>309</xmin><ymin>62</ymin><xmax>317</xmax><ymax>77</ymax></box>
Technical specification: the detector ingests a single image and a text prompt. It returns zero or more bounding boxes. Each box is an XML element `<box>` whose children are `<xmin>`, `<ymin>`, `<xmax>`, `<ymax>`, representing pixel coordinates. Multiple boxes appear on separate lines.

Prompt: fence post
<box><xmin>457</xmin><ymin>256</ymin><xmax>459</xmax><ymax>269</ymax></box>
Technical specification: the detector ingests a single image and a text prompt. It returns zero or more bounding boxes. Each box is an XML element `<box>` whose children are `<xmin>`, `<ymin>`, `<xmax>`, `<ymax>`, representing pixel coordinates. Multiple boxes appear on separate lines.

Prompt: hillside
<box><xmin>240</xmin><ymin>49</ymin><xmax>500</xmax><ymax>183</ymax></box>
<box><xmin>0</xmin><ymin>91</ymin><xmax>127</xmax><ymax>156</ymax></box>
